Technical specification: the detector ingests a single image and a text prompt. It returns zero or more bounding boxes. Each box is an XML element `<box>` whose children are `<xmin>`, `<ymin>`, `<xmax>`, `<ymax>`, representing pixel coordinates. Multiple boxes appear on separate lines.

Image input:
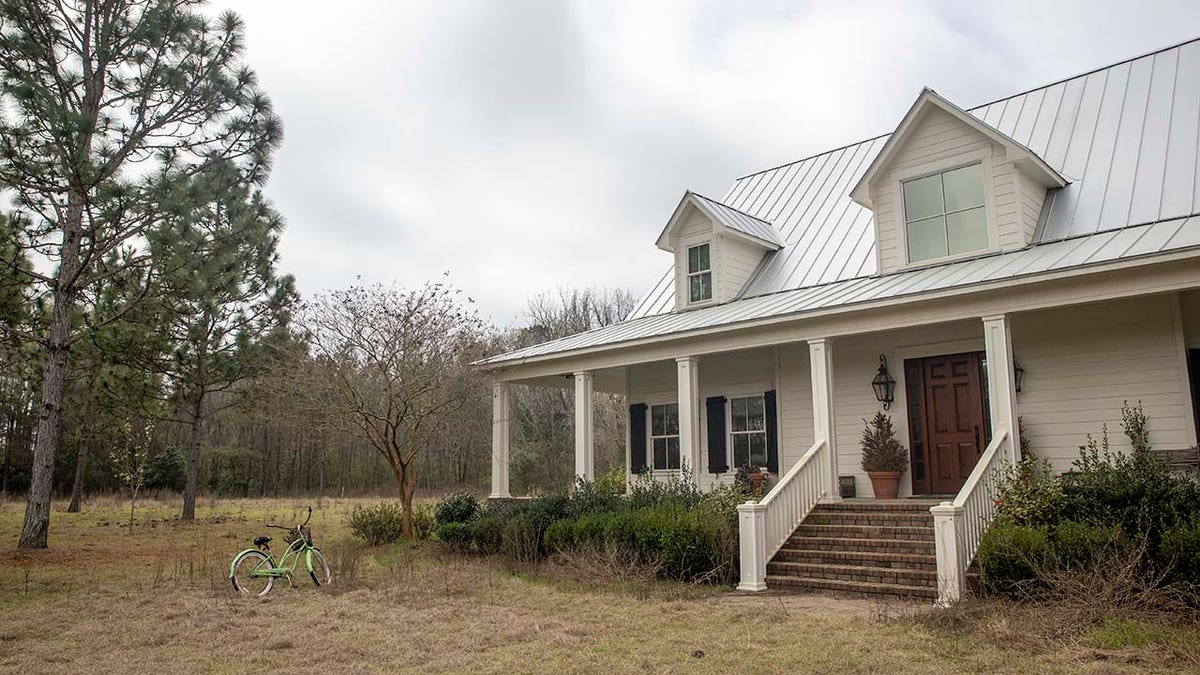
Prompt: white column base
<box><xmin>931</xmin><ymin>501</ymin><xmax>963</xmax><ymax>605</ymax></box>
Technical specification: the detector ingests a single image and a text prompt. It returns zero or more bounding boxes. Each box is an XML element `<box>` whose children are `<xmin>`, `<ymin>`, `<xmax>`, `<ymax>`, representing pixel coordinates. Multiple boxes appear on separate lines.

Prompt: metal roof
<box><xmin>484</xmin><ymin>38</ymin><xmax>1200</xmax><ymax>367</ymax></box>
<box><xmin>689</xmin><ymin>192</ymin><xmax>786</xmax><ymax>248</ymax></box>
<box><xmin>629</xmin><ymin>37</ymin><xmax>1200</xmax><ymax>320</ymax></box>
<box><xmin>482</xmin><ymin>215</ymin><xmax>1200</xmax><ymax>365</ymax></box>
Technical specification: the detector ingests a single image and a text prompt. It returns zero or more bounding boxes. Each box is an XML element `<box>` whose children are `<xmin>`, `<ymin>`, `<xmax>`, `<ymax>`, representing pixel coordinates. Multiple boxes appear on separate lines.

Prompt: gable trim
<box><xmin>850</xmin><ymin>88</ymin><xmax>1068</xmax><ymax>209</ymax></box>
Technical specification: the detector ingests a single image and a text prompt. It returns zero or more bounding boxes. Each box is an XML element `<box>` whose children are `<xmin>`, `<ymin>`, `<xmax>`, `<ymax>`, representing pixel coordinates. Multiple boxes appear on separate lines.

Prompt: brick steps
<box><xmin>766</xmin><ymin>501</ymin><xmax>941</xmax><ymax>600</ymax></box>
<box><xmin>765</xmin><ymin>575</ymin><xmax>939</xmax><ymax>600</ymax></box>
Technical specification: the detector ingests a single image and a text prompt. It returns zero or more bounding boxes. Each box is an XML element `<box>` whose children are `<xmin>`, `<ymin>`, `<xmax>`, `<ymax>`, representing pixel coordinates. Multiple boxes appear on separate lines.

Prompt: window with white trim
<box><xmin>730</xmin><ymin>395</ymin><xmax>767</xmax><ymax>469</ymax></box>
<box><xmin>903</xmin><ymin>162</ymin><xmax>988</xmax><ymax>263</ymax></box>
<box><xmin>650</xmin><ymin>403</ymin><xmax>680</xmax><ymax>470</ymax></box>
<box><xmin>686</xmin><ymin>243</ymin><xmax>712</xmax><ymax>303</ymax></box>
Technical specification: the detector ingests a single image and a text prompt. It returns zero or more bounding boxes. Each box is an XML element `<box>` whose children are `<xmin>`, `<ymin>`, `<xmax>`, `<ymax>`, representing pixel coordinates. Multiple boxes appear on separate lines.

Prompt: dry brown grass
<box><xmin>1</xmin><ymin>496</ymin><xmax>1196</xmax><ymax>673</ymax></box>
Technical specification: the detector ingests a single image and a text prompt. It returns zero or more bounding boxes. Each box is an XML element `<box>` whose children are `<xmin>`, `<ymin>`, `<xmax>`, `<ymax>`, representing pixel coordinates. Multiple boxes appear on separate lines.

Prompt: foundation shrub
<box><xmin>978</xmin><ymin>522</ymin><xmax>1051</xmax><ymax>595</ymax></box>
<box><xmin>347</xmin><ymin>502</ymin><xmax>407</xmax><ymax>546</ymax></box>
<box><xmin>1159</xmin><ymin>516</ymin><xmax>1200</xmax><ymax>585</ymax></box>
<box><xmin>1051</xmin><ymin>520</ymin><xmax>1124</xmax><ymax>569</ymax></box>
<box><xmin>434</xmin><ymin>492</ymin><xmax>481</xmax><ymax>526</ymax></box>
<box><xmin>434</xmin><ymin>522</ymin><xmax>472</xmax><ymax>553</ymax></box>
<box><xmin>469</xmin><ymin>517</ymin><xmax>504</xmax><ymax>555</ymax></box>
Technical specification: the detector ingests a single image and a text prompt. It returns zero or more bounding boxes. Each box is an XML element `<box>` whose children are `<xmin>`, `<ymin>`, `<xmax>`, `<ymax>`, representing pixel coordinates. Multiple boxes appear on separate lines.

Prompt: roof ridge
<box><xmin>735</xmin><ymin>35</ymin><xmax>1200</xmax><ymax>183</ymax></box>
<box><xmin>690</xmin><ymin>191</ymin><xmax>774</xmax><ymax>224</ymax></box>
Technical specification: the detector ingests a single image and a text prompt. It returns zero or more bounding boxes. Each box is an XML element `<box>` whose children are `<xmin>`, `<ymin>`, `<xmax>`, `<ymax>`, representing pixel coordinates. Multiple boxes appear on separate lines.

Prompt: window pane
<box><xmin>651</xmin><ymin>406</ymin><xmax>664</xmax><ymax>436</ymax></box>
<box><xmin>653</xmin><ymin>438</ymin><xmax>667</xmax><ymax>470</ymax></box>
<box><xmin>733</xmin><ymin>434</ymin><xmax>749</xmax><ymax>467</ymax></box>
<box><xmin>731</xmin><ymin>397</ymin><xmax>747</xmax><ymax>432</ymax></box>
<box><xmin>947</xmin><ymin>206</ymin><xmax>988</xmax><ymax>255</ymax></box>
<box><xmin>687</xmin><ymin>246</ymin><xmax>699</xmax><ymax>273</ymax></box>
<box><xmin>666</xmin><ymin>437</ymin><xmax>680</xmax><ymax>469</ymax></box>
<box><xmin>903</xmin><ymin>174</ymin><xmax>943</xmax><ymax>221</ymax></box>
<box><xmin>749</xmin><ymin>433</ymin><xmax>767</xmax><ymax>467</ymax></box>
<box><xmin>747</xmin><ymin>396</ymin><xmax>765</xmax><ymax>431</ymax></box>
<box><xmin>697</xmin><ymin>272</ymin><xmax>711</xmax><ymax>301</ymax></box>
<box><xmin>689</xmin><ymin>274</ymin><xmax>702</xmax><ymax>302</ymax></box>
<box><xmin>697</xmin><ymin>244</ymin><xmax>710</xmax><ymax>271</ymax></box>
<box><xmin>942</xmin><ymin>163</ymin><xmax>985</xmax><ymax>212</ymax></box>
<box><xmin>663</xmin><ymin>404</ymin><xmax>679</xmax><ymax>434</ymax></box>
<box><xmin>907</xmin><ymin>215</ymin><xmax>947</xmax><ymax>262</ymax></box>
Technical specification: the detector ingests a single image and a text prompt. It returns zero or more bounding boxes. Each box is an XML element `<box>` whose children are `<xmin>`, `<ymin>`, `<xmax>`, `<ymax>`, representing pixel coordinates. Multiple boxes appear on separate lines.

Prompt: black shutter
<box><xmin>629</xmin><ymin>403</ymin><xmax>648</xmax><ymax>473</ymax></box>
<box><xmin>764</xmin><ymin>390</ymin><xmax>779</xmax><ymax>474</ymax></box>
<box><xmin>706</xmin><ymin>396</ymin><xmax>728</xmax><ymax>474</ymax></box>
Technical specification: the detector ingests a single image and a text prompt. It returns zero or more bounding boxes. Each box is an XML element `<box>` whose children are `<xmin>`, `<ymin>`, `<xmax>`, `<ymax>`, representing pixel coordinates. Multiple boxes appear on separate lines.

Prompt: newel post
<box><xmin>931</xmin><ymin>502</ymin><xmax>963</xmax><ymax>605</ymax></box>
<box><xmin>736</xmin><ymin>502</ymin><xmax>768</xmax><ymax>591</ymax></box>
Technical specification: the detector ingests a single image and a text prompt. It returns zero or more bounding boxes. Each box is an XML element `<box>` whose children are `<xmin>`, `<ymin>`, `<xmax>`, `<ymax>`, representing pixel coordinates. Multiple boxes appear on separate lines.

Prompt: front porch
<box><xmin>488</xmin><ymin>291</ymin><xmax>1200</xmax><ymax>601</ymax></box>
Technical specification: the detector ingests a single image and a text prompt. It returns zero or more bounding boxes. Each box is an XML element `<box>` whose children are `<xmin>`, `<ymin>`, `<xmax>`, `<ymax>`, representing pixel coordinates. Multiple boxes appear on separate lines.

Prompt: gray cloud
<box><xmin>213</xmin><ymin>0</ymin><xmax>1200</xmax><ymax>327</ymax></box>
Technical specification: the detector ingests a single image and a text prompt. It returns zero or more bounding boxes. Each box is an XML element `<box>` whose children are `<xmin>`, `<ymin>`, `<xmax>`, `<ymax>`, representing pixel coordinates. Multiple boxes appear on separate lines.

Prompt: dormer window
<box><xmin>903</xmin><ymin>163</ymin><xmax>988</xmax><ymax>263</ymax></box>
<box><xmin>687</xmin><ymin>243</ymin><xmax>712</xmax><ymax>303</ymax></box>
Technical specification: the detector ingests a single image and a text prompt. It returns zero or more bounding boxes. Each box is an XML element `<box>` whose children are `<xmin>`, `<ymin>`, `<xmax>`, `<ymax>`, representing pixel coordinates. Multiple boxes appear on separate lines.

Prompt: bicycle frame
<box><xmin>239</xmin><ymin>536</ymin><xmax>318</xmax><ymax>580</ymax></box>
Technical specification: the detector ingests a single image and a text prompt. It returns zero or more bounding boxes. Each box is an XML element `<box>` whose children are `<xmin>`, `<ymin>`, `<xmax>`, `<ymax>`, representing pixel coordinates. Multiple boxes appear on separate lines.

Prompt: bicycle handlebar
<box><xmin>302</xmin><ymin>506</ymin><xmax>312</xmax><ymax>528</ymax></box>
<box><xmin>265</xmin><ymin>506</ymin><xmax>314</xmax><ymax>531</ymax></box>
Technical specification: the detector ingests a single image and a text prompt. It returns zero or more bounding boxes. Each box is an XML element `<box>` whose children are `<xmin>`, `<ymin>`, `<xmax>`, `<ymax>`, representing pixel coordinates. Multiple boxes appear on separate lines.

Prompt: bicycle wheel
<box><xmin>231</xmin><ymin>550</ymin><xmax>275</xmax><ymax>597</ymax></box>
<box><xmin>307</xmin><ymin>548</ymin><xmax>332</xmax><ymax>587</ymax></box>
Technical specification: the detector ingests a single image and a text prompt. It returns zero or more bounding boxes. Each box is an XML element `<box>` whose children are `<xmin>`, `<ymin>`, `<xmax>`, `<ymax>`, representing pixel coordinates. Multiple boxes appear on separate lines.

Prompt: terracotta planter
<box><xmin>867</xmin><ymin>471</ymin><xmax>902</xmax><ymax>499</ymax></box>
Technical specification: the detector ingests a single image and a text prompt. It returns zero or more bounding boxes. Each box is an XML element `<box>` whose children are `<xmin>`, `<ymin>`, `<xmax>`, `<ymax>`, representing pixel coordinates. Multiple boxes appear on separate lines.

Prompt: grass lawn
<box><xmin>1</xmin><ymin>496</ymin><xmax>1196</xmax><ymax>673</ymax></box>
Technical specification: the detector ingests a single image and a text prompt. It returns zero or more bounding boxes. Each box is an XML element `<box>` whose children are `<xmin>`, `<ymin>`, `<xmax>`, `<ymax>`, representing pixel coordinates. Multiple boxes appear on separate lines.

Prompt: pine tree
<box><xmin>0</xmin><ymin>1</ymin><xmax>280</xmax><ymax>548</ymax></box>
<box><xmin>153</xmin><ymin>161</ymin><xmax>295</xmax><ymax>520</ymax></box>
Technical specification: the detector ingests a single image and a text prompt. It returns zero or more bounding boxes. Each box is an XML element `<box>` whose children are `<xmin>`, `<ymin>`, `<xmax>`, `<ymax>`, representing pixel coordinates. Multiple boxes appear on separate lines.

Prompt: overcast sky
<box><xmin>212</xmin><ymin>0</ymin><xmax>1200</xmax><ymax>328</ymax></box>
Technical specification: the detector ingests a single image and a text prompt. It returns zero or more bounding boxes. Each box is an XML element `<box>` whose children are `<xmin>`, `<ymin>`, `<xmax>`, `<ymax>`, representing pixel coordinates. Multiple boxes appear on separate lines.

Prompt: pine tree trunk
<box><xmin>19</xmin><ymin>192</ymin><xmax>85</xmax><ymax>550</ymax></box>
<box><xmin>67</xmin><ymin>378</ymin><xmax>101</xmax><ymax>513</ymax></box>
<box><xmin>181</xmin><ymin>392</ymin><xmax>205</xmax><ymax>520</ymax></box>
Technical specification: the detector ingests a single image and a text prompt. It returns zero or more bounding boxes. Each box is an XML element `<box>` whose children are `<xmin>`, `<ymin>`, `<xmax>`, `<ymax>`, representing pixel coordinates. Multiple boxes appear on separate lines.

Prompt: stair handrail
<box><xmin>931</xmin><ymin>428</ymin><xmax>1010</xmax><ymax>604</ymax></box>
<box><xmin>736</xmin><ymin>438</ymin><xmax>830</xmax><ymax>591</ymax></box>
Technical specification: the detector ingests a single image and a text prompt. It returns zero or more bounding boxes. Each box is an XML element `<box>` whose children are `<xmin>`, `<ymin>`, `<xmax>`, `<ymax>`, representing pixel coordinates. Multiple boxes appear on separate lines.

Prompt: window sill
<box><xmin>899</xmin><ymin>246</ymin><xmax>1000</xmax><ymax>272</ymax></box>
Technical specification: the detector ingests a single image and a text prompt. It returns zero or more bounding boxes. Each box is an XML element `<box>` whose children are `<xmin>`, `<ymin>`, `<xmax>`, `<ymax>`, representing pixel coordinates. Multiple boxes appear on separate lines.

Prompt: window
<box><xmin>650</xmin><ymin>403</ymin><xmax>680</xmax><ymax>470</ymax></box>
<box><xmin>686</xmin><ymin>243</ymin><xmax>712</xmax><ymax>303</ymax></box>
<box><xmin>903</xmin><ymin>163</ymin><xmax>988</xmax><ymax>263</ymax></box>
<box><xmin>730</xmin><ymin>395</ymin><xmax>767</xmax><ymax>469</ymax></box>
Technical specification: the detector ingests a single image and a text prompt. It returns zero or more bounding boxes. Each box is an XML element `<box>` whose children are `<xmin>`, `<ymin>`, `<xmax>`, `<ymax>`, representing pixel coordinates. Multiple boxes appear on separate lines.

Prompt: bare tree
<box><xmin>290</xmin><ymin>281</ymin><xmax>485</xmax><ymax>537</ymax></box>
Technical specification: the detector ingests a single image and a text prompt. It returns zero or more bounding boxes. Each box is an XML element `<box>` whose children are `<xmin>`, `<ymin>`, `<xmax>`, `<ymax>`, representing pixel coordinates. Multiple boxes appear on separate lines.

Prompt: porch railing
<box><xmin>736</xmin><ymin>438</ymin><xmax>829</xmax><ymax>591</ymax></box>
<box><xmin>931</xmin><ymin>428</ymin><xmax>1010</xmax><ymax>605</ymax></box>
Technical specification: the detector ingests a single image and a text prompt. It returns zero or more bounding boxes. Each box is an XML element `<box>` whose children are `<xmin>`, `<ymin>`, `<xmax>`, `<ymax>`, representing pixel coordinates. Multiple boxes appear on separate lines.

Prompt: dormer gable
<box><xmin>656</xmin><ymin>192</ymin><xmax>784</xmax><ymax>310</ymax></box>
<box><xmin>851</xmin><ymin>89</ymin><xmax>1069</xmax><ymax>275</ymax></box>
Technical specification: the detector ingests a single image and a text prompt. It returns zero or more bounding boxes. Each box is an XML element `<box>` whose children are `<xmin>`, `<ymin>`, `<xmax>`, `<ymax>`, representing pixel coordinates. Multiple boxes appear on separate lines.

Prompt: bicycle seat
<box><xmin>254</xmin><ymin>536</ymin><xmax>271</xmax><ymax>548</ymax></box>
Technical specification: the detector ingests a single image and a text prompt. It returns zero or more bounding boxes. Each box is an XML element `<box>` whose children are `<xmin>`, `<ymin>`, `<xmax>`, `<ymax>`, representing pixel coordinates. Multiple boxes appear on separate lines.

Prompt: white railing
<box><xmin>931</xmin><ymin>429</ymin><xmax>1010</xmax><ymax>605</ymax></box>
<box><xmin>736</xmin><ymin>439</ymin><xmax>830</xmax><ymax>591</ymax></box>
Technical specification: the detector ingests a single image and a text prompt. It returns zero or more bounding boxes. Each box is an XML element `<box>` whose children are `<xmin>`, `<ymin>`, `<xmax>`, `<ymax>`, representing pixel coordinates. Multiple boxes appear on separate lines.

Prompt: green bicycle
<box><xmin>229</xmin><ymin>506</ymin><xmax>332</xmax><ymax>596</ymax></box>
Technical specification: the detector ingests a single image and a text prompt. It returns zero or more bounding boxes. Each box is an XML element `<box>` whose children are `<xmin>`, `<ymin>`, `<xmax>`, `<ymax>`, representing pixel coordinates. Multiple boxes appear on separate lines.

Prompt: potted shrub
<box><xmin>860</xmin><ymin>412</ymin><xmax>908</xmax><ymax>499</ymax></box>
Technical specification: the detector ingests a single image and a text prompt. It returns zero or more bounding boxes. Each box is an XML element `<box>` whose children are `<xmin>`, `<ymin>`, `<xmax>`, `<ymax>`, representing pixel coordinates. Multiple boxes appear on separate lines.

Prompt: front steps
<box><xmin>765</xmin><ymin>500</ymin><xmax>941</xmax><ymax>600</ymax></box>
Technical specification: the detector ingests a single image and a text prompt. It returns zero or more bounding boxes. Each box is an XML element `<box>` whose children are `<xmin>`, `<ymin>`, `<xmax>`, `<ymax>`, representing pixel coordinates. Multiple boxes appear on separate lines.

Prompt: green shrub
<box><xmin>994</xmin><ymin>456</ymin><xmax>1064</xmax><ymax>528</ymax></box>
<box><xmin>434</xmin><ymin>522</ymin><xmax>473</xmax><ymax>552</ymax></box>
<box><xmin>501</xmin><ymin>514</ymin><xmax>542</xmax><ymax>563</ymax></box>
<box><xmin>347</xmin><ymin>502</ymin><xmax>406</xmax><ymax>546</ymax></box>
<box><xmin>978</xmin><ymin>521</ymin><xmax>1051</xmax><ymax>595</ymax></box>
<box><xmin>470</xmin><ymin>517</ymin><xmax>504</xmax><ymax>555</ymax></box>
<box><xmin>626</xmin><ymin>469</ymin><xmax>702</xmax><ymax>510</ymax></box>
<box><xmin>543</xmin><ymin>519</ymin><xmax>575</xmax><ymax>553</ymax></box>
<box><xmin>569</xmin><ymin>469</ymin><xmax>625</xmax><ymax>517</ymax></box>
<box><xmin>1159</xmin><ymin>515</ymin><xmax>1200</xmax><ymax>583</ymax></box>
<box><xmin>435</xmin><ymin>492</ymin><xmax>481</xmax><ymax>526</ymax></box>
<box><xmin>1051</xmin><ymin>520</ymin><xmax>1123</xmax><ymax>569</ymax></box>
<box><xmin>411</xmin><ymin>503</ymin><xmax>437</xmax><ymax>540</ymax></box>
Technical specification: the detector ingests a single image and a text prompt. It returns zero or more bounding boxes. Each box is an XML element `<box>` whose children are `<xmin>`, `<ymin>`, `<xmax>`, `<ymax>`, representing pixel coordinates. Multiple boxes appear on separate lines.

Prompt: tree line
<box><xmin>0</xmin><ymin>1</ymin><xmax>631</xmax><ymax>548</ymax></box>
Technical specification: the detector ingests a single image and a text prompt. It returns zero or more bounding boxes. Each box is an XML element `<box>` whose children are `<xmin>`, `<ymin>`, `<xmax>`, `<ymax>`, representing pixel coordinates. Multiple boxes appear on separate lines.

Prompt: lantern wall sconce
<box><xmin>1014</xmin><ymin>360</ymin><xmax>1025</xmax><ymax>393</ymax></box>
<box><xmin>871</xmin><ymin>354</ymin><xmax>896</xmax><ymax>410</ymax></box>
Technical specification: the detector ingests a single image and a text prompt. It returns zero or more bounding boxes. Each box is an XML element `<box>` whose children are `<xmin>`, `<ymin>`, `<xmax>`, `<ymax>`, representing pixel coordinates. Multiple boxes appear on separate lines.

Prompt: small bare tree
<box><xmin>292</xmin><ymin>281</ymin><xmax>485</xmax><ymax>537</ymax></box>
<box><xmin>114</xmin><ymin>417</ymin><xmax>153</xmax><ymax>530</ymax></box>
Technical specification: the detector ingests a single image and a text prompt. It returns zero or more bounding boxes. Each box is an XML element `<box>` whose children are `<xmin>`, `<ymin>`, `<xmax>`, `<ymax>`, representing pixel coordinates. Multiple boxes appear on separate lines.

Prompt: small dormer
<box><xmin>656</xmin><ymin>192</ymin><xmax>784</xmax><ymax>310</ymax></box>
<box><xmin>851</xmin><ymin>89</ymin><xmax>1067</xmax><ymax>275</ymax></box>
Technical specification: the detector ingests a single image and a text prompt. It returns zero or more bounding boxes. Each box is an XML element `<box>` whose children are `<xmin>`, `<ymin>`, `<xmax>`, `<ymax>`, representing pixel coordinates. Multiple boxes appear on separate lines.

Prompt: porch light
<box><xmin>871</xmin><ymin>355</ymin><xmax>896</xmax><ymax>410</ymax></box>
<box><xmin>1014</xmin><ymin>360</ymin><xmax>1025</xmax><ymax>393</ymax></box>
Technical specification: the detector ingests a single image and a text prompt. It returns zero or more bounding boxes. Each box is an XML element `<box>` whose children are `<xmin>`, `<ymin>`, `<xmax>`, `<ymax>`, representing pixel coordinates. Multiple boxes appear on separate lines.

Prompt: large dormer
<box><xmin>851</xmin><ymin>89</ymin><xmax>1067</xmax><ymax>275</ymax></box>
<box><xmin>656</xmin><ymin>192</ymin><xmax>785</xmax><ymax>311</ymax></box>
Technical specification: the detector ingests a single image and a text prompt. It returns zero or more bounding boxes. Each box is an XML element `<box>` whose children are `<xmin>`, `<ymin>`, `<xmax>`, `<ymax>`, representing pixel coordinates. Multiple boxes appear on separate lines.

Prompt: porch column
<box><xmin>982</xmin><ymin>314</ymin><xmax>1021</xmax><ymax>462</ymax></box>
<box><xmin>808</xmin><ymin>338</ymin><xmax>839</xmax><ymax>500</ymax></box>
<box><xmin>676</xmin><ymin>356</ymin><xmax>700</xmax><ymax>483</ymax></box>
<box><xmin>490</xmin><ymin>382</ymin><xmax>511</xmax><ymax>499</ymax></box>
<box><xmin>573</xmin><ymin>371</ymin><xmax>594</xmax><ymax>482</ymax></box>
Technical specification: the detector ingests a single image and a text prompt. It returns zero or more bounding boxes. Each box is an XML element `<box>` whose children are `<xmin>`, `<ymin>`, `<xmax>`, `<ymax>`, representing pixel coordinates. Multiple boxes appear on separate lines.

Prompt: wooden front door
<box><xmin>905</xmin><ymin>352</ymin><xmax>989</xmax><ymax>495</ymax></box>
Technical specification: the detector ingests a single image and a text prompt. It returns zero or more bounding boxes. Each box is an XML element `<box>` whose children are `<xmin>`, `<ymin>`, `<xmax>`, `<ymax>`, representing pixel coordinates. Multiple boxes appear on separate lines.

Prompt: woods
<box><xmin>0</xmin><ymin>0</ymin><xmax>632</xmax><ymax>549</ymax></box>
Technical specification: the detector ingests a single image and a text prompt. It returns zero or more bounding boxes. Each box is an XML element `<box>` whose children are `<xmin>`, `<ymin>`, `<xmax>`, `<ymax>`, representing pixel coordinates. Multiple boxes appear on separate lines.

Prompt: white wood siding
<box><xmin>870</xmin><ymin>107</ymin><xmax>1045</xmax><ymax>275</ymax></box>
<box><xmin>672</xmin><ymin>213</ymin><xmax>713</xmax><ymax>309</ymax></box>
<box><xmin>719</xmin><ymin>236</ymin><xmax>764</xmax><ymax>301</ymax></box>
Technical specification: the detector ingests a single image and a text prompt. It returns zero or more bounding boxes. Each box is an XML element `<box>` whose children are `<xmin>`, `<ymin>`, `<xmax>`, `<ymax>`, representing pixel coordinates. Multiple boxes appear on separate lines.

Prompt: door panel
<box><xmin>913</xmin><ymin>352</ymin><xmax>987</xmax><ymax>495</ymax></box>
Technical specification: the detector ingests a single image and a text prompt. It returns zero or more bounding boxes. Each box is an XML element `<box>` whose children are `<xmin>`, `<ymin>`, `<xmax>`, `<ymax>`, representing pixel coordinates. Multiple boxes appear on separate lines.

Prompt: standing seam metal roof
<box><xmin>688</xmin><ymin>192</ymin><xmax>786</xmax><ymax>248</ymax></box>
<box><xmin>482</xmin><ymin>38</ymin><xmax>1200</xmax><ymax>366</ymax></box>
